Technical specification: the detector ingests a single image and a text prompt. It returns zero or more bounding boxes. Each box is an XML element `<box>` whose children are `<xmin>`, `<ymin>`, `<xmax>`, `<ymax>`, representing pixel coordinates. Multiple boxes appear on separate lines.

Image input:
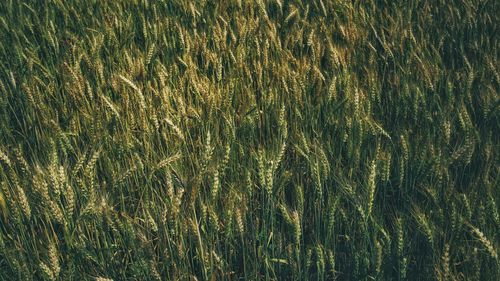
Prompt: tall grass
<box><xmin>0</xmin><ymin>0</ymin><xmax>498</xmax><ymax>280</ymax></box>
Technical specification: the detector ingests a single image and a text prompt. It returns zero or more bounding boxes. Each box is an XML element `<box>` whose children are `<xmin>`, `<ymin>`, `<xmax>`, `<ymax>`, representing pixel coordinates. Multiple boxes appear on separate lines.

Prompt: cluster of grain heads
<box><xmin>0</xmin><ymin>0</ymin><xmax>497</xmax><ymax>280</ymax></box>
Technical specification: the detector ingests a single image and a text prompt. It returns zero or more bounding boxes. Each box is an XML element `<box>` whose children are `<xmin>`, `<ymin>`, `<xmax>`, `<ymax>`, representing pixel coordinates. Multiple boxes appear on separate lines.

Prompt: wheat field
<box><xmin>0</xmin><ymin>0</ymin><xmax>498</xmax><ymax>280</ymax></box>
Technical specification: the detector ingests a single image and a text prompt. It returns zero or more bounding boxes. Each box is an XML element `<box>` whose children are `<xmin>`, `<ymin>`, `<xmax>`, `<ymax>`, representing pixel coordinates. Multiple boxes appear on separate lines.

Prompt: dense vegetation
<box><xmin>0</xmin><ymin>0</ymin><xmax>498</xmax><ymax>280</ymax></box>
